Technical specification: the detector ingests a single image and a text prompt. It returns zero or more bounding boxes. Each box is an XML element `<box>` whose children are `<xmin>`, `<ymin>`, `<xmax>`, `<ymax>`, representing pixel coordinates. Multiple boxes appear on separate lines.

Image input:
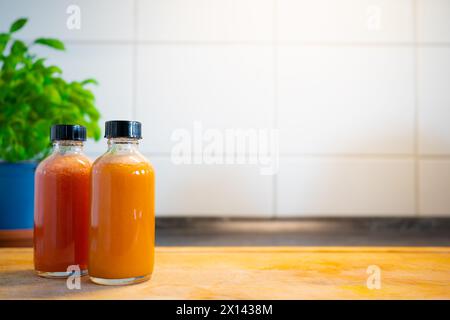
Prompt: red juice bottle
<box><xmin>34</xmin><ymin>125</ymin><xmax>91</xmax><ymax>278</ymax></box>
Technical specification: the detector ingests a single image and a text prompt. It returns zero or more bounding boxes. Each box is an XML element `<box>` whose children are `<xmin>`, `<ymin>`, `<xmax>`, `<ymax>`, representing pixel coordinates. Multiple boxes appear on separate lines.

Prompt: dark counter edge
<box><xmin>1</xmin><ymin>217</ymin><xmax>449</xmax><ymax>247</ymax></box>
<box><xmin>155</xmin><ymin>217</ymin><xmax>450</xmax><ymax>247</ymax></box>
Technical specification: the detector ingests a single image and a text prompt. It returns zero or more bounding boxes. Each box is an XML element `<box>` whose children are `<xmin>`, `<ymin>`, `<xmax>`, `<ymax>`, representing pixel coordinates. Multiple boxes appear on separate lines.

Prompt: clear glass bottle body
<box><xmin>89</xmin><ymin>138</ymin><xmax>155</xmax><ymax>285</ymax></box>
<box><xmin>34</xmin><ymin>140</ymin><xmax>91</xmax><ymax>278</ymax></box>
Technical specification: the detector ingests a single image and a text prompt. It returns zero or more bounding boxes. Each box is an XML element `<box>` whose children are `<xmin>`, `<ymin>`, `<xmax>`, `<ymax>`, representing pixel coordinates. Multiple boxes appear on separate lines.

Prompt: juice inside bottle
<box><xmin>89</xmin><ymin>120</ymin><xmax>154</xmax><ymax>285</ymax></box>
<box><xmin>34</xmin><ymin>125</ymin><xmax>91</xmax><ymax>277</ymax></box>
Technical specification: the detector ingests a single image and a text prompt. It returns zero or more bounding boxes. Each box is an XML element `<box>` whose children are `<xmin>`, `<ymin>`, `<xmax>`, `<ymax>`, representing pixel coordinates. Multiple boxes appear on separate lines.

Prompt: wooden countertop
<box><xmin>0</xmin><ymin>247</ymin><xmax>449</xmax><ymax>299</ymax></box>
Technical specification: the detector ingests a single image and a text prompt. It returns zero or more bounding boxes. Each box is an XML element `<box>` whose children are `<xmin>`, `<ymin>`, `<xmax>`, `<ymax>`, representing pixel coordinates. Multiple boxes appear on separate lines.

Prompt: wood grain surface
<box><xmin>0</xmin><ymin>247</ymin><xmax>449</xmax><ymax>299</ymax></box>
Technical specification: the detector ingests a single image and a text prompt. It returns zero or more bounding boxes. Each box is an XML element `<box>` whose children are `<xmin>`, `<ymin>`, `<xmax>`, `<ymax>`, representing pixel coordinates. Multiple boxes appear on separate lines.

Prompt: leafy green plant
<box><xmin>0</xmin><ymin>18</ymin><xmax>101</xmax><ymax>162</ymax></box>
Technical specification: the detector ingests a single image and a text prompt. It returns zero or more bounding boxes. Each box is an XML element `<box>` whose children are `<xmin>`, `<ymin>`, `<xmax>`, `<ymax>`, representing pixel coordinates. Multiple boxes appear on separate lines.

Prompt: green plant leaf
<box><xmin>44</xmin><ymin>86</ymin><xmax>62</xmax><ymax>104</ymax></box>
<box><xmin>0</xmin><ymin>33</ymin><xmax>10</xmax><ymax>54</ymax></box>
<box><xmin>11</xmin><ymin>40</ymin><xmax>27</xmax><ymax>55</ymax></box>
<box><xmin>0</xmin><ymin>18</ymin><xmax>101</xmax><ymax>162</ymax></box>
<box><xmin>81</xmin><ymin>78</ymin><xmax>98</xmax><ymax>85</ymax></box>
<box><xmin>9</xmin><ymin>18</ymin><xmax>28</xmax><ymax>33</ymax></box>
<box><xmin>34</xmin><ymin>38</ymin><xmax>65</xmax><ymax>50</ymax></box>
<box><xmin>47</xmin><ymin>65</ymin><xmax>62</xmax><ymax>74</ymax></box>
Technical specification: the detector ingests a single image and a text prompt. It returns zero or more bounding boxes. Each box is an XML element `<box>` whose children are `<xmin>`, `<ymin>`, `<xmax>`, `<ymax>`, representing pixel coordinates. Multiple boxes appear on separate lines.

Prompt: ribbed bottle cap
<box><xmin>50</xmin><ymin>124</ymin><xmax>87</xmax><ymax>141</ymax></box>
<box><xmin>104</xmin><ymin>120</ymin><xmax>142</xmax><ymax>139</ymax></box>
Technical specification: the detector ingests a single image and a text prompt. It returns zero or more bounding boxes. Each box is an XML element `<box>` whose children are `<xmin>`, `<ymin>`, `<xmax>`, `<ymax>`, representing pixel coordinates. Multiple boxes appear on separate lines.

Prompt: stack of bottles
<box><xmin>34</xmin><ymin>121</ymin><xmax>155</xmax><ymax>285</ymax></box>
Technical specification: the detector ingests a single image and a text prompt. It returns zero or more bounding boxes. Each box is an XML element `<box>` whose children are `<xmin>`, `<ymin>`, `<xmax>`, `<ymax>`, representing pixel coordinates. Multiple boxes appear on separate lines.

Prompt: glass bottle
<box><xmin>34</xmin><ymin>125</ymin><xmax>91</xmax><ymax>278</ymax></box>
<box><xmin>89</xmin><ymin>120</ymin><xmax>155</xmax><ymax>285</ymax></box>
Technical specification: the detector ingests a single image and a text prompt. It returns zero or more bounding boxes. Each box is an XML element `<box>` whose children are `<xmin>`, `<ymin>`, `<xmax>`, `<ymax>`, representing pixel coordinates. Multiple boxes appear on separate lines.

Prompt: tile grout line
<box><xmin>39</xmin><ymin>39</ymin><xmax>450</xmax><ymax>47</ymax></box>
<box><xmin>413</xmin><ymin>0</ymin><xmax>421</xmax><ymax>217</ymax></box>
<box><xmin>272</xmin><ymin>0</ymin><xmax>278</xmax><ymax>219</ymax></box>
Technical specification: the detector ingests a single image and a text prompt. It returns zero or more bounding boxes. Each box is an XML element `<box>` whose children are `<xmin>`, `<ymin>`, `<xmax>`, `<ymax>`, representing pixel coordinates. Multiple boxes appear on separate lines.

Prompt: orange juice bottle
<box><xmin>34</xmin><ymin>124</ymin><xmax>91</xmax><ymax>278</ymax></box>
<box><xmin>89</xmin><ymin>120</ymin><xmax>155</xmax><ymax>285</ymax></box>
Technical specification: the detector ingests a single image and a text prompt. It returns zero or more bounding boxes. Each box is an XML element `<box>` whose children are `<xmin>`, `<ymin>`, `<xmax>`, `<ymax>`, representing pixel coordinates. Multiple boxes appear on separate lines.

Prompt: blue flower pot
<box><xmin>0</xmin><ymin>162</ymin><xmax>37</xmax><ymax>234</ymax></box>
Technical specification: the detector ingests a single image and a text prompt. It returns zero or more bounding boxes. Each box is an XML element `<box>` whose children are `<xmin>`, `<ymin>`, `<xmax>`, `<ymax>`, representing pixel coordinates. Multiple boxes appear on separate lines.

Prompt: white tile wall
<box><xmin>137</xmin><ymin>0</ymin><xmax>274</xmax><ymax>42</ymax></box>
<box><xmin>278</xmin><ymin>46</ymin><xmax>415</xmax><ymax>154</ymax></box>
<box><xmin>0</xmin><ymin>0</ymin><xmax>134</xmax><ymax>41</ymax></box>
<box><xmin>136</xmin><ymin>45</ymin><xmax>274</xmax><ymax>154</ymax></box>
<box><xmin>1</xmin><ymin>0</ymin><xmax>450</xmax><ymax>217</ymax></box>
<box><xmin>418</xmin><ymin>48</ymin><xmax>450</xmax><ymax>155</ymax></box>
<box><xmin>277</xmin><ymin>0</ymin><xmax>414</xmax><ymax>43</ymax></box>
<box><xmin>419</xmin><ymin>160</ymin><xmax>450</xmax><ymax>216</ymax></box>
<box><xmin>152</xmin><ymin>157</ymin><xmax>273</xmax><ymax>217</ymax></box>
<box><xmin>278</xmin><ymin>158</ymin><xmax>415</xmax><ymax>216</ymax></box>
<box><xmin>418</xmin><ymin>0</ymin><xmax>450</xmax><ymax>43</ymax></box>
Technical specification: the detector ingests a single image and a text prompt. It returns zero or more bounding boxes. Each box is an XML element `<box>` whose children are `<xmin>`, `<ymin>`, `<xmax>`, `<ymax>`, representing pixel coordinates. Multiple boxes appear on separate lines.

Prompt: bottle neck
<box><xmin>107</xmin><ymin>137</ymin><xmax>140</xmax><ymax>154</ymax></box>
<box><xmin>52</xmin><ymin>140</ymin><xmax>84</xmax><ymax>155</ymax></box>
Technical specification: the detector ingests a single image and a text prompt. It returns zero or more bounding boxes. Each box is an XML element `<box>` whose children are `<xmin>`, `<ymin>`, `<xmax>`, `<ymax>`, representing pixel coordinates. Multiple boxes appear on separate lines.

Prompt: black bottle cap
<box><xmin>105</xmin><ymin>120</ymin><xmax>142</xmax><ymax>139</ymax></box>
<box><xmin>50</xmin><ymin>124</ymin><xmax>87</xmax><ymax>141</ymax></box>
